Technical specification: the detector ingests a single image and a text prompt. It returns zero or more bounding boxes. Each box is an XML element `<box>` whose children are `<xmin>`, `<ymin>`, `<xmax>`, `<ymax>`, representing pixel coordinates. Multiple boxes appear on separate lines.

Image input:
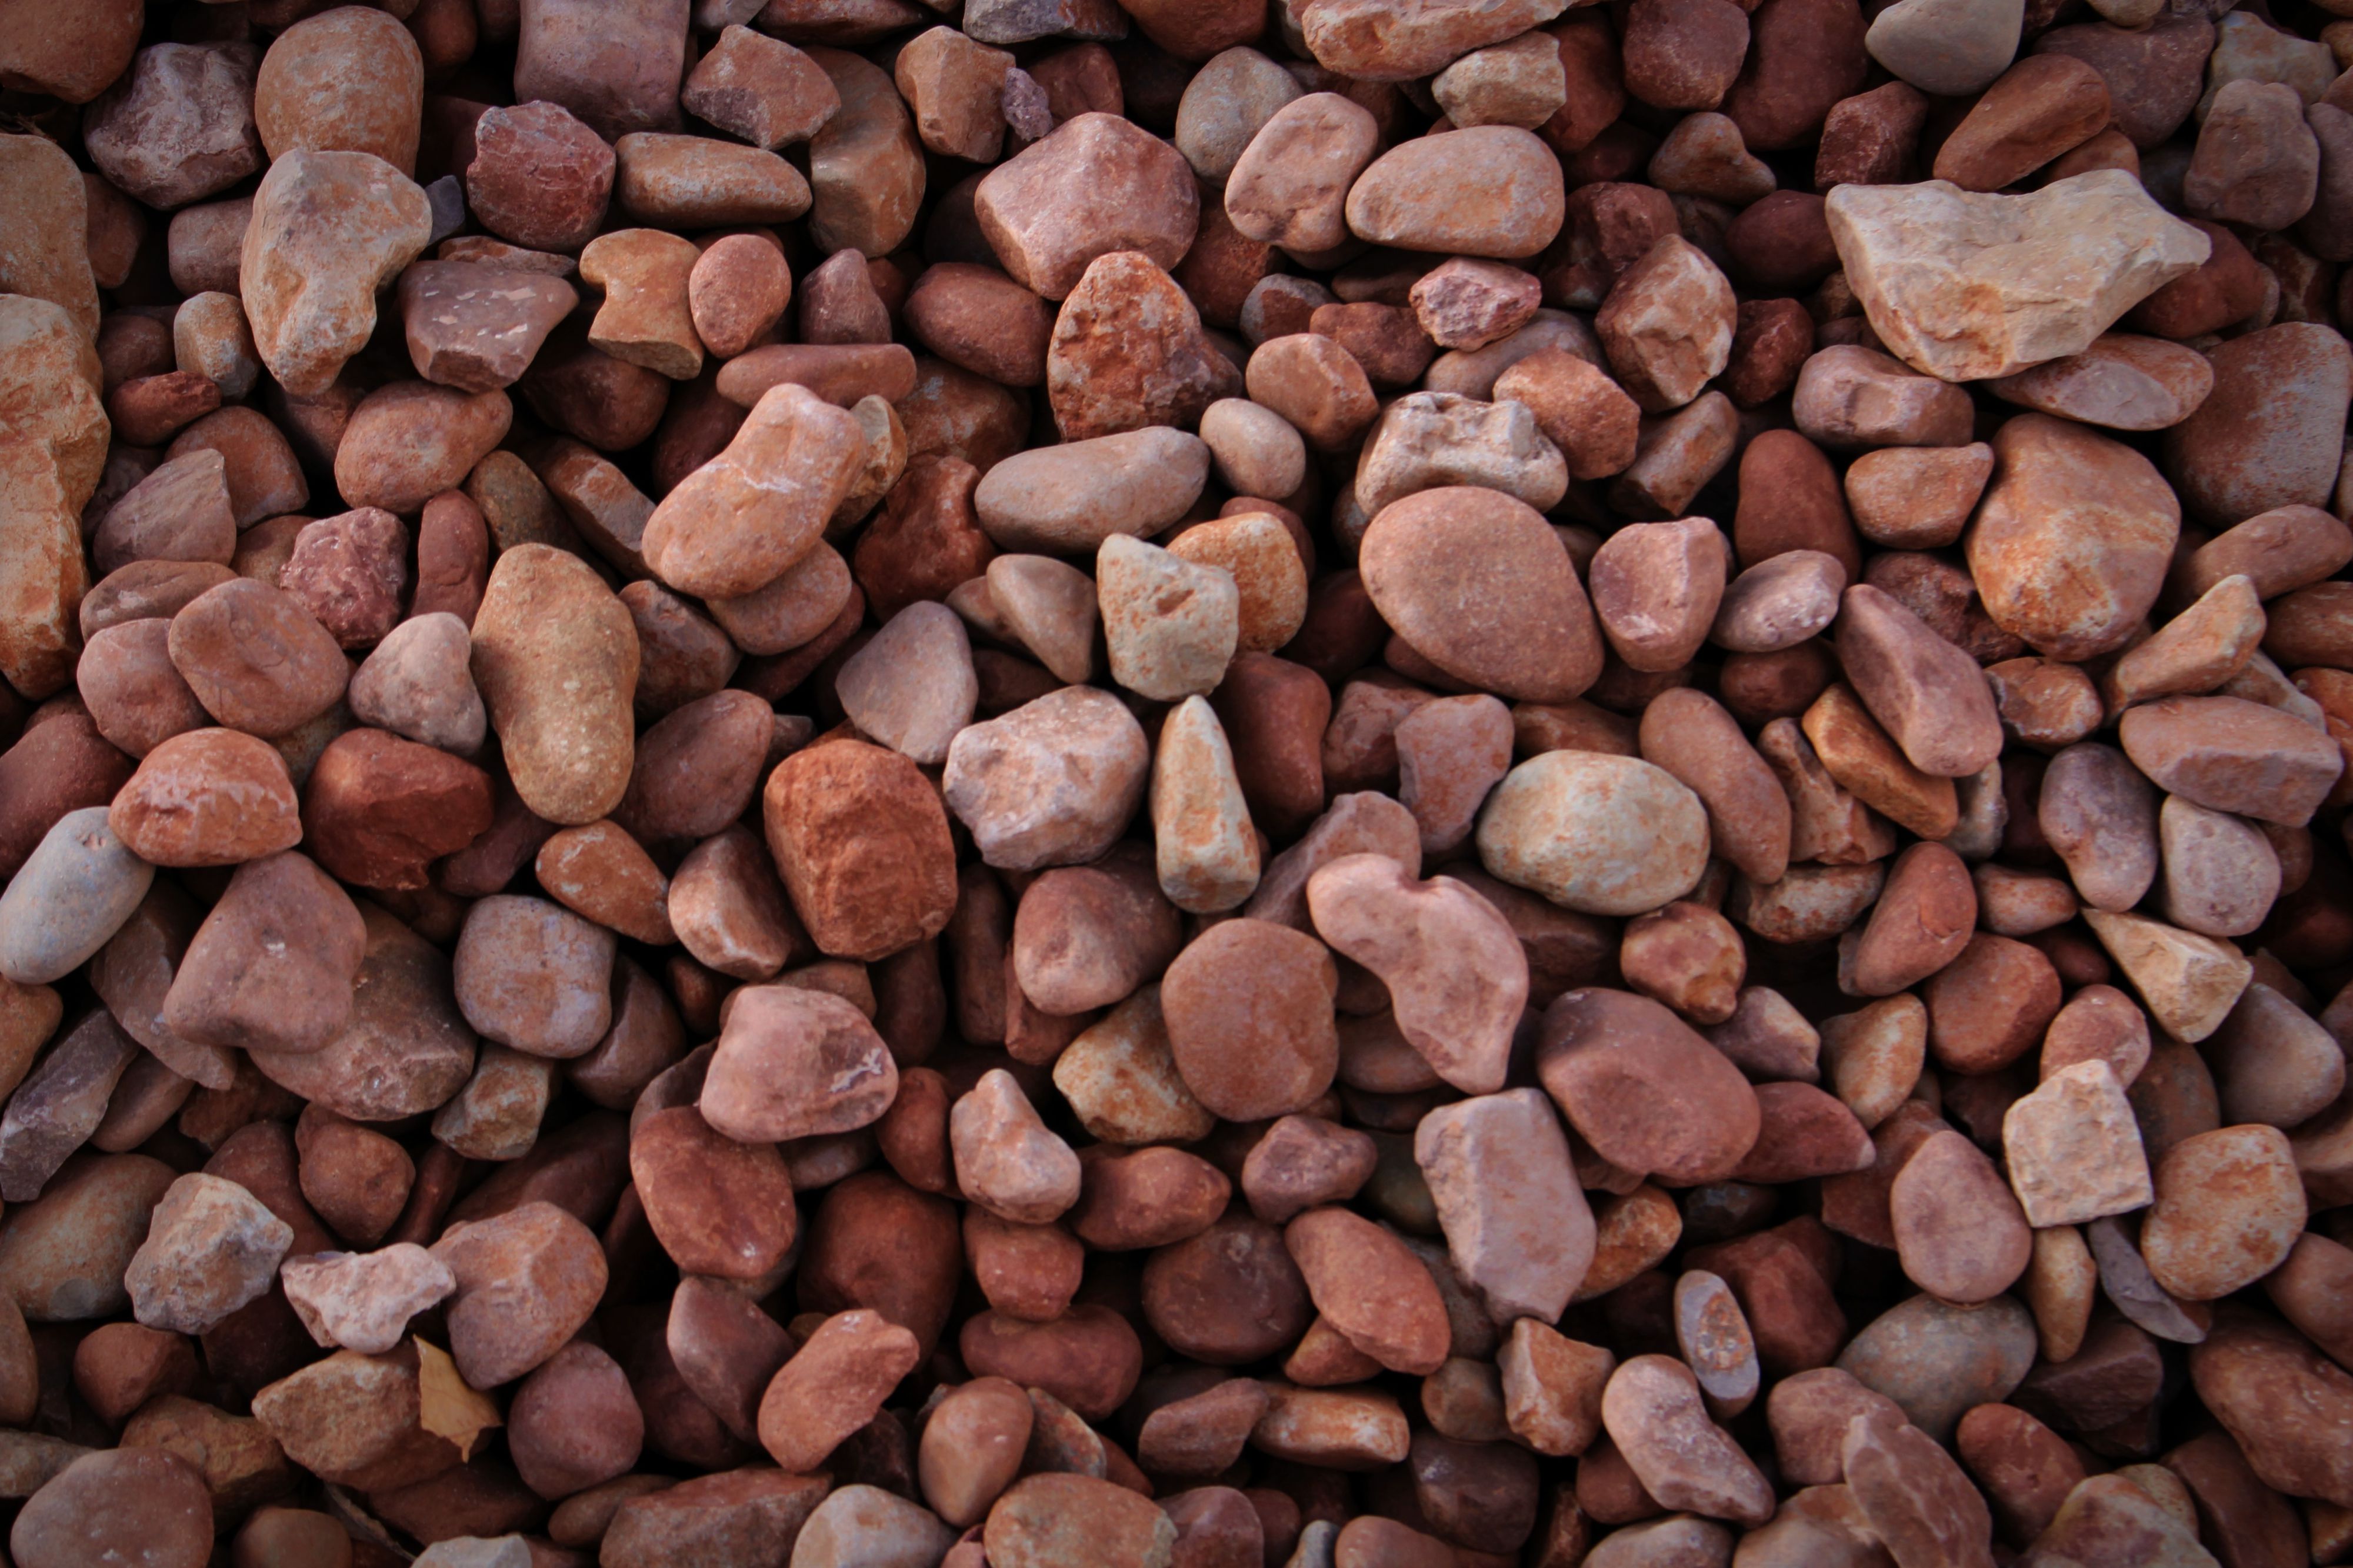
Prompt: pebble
<box><xmin>16</xmin><ymin>6</ymin><xmax>2353</xmax><ymax>1554</ymax></box>
<box><xmin>1414</xmin><ymin>1089</ymin><xmax>1590</xmax><ymax>1323</ymax></box>
<box><xmin>2142</xmin><ymin>1125</ymin><xmax>2305</xmax><ymax>1301</ymax></box>
<box><xmin>1227</xmin><ymin>94</ymin><xmax>1380</xmax><ymax>255</ymax></box>
<box><xmin>11</xmin><ymin>1449</ymin><xmax>212</xmax><ymax>1568</ymax></box>
<box><xmin>975</xmin><ymin>114</ymin><xmax>1198</xmax><ymax>299</ymax></box>
<box><xmin>1602</xmin><ymin>1356</ymin><xmax>1774</xmax><ymax>1524</ymax></box>
<box><xmin>472</xmin><ymin>545</ymin><xmax>638</xmax><ymax>826</ymax></box>
<box><xmin>1477</xmin><ymin>751</ymin><xmax>1711</xmax><ymax>917</ymax></box>
<box><xmin>1359</xmin><ymin>487</ymin><xmax>1600</xmax><ymax>702</ymax></box>
<box><xmin>1824</xmin><ymin>171</ymin><xmax>2211</xmax><ymax>382</ymax></box>
<box><xmin>973</xmin><ymin>427</ymin><xmax>1209</xmax><ymax>553</ymax></box>
<box><xmin>431</xmin><ymin>1200</ymin><xmax>607</xmax><ymax>1388</ymax></box>
<box><xmin>1345</xmin><ymin>127</ymin><xmax>1566</xmax><ymax>259</ymax></box>
<box><xmin>108</xmin><ymin>728</ymin><xmax>302</xmax><ymax>868</ymax></box>
<box><xmin>2167</xmin><ymin>322</ymin><xmax>2353</xmax><ymax>527</ymax></box>
<box><xmin>1307</xmin><ymin>855</ymin><xmax>1526</xmax><ymax>1093</ymax></box>
<box><xmin>466</xmin><ymin>101</ymin><xmax>613</xmax><ymax>252</ymax></box>
<box><xmin>1597</xmin><ymin>236</ymin><xmax>1737</xmax><ymax>411</ymax></box>
<box><xmin>944</xmin><ymin>687</ymin><xmax>1149</xmax><ymax>871</ymax></box>
<box><xmin>347</xmin><ymin>613</ymin><xmax>485</xmax><ymax>755</ymax></box>
<box><xmin>280</xmin><ymin>1246</ymin><xmax>454</xmax><ymax>1355</ymax></box>
<box><xmin>239</xmin><ymin>151</ymin><xmax>431</xmax><ymax>398</ymax></box>
<box><xmin>1098</xmin><ymin>535</ymin><xmax>1239</xmax><ymax>703</ymax></box>
<box><xmin>702</xmin><ymin>983</ymin><xmax>898</xmax><ymax>1143</ymax></box>
<box><xmin>1539</xmin><ymin>988</ymin><xmax>1762</xmax><ymax>1186</ymax></box>
<box><xmin>0</xmin><ymin>809</ymin><xmax>152</xmax><ymax>987</ymax></box>
<box><xmin>1162</xmin><ymin>919</ymin><xmax>1338</xmax><ymax>1122</ymax></box>
<box><xmin>644</xmin><ymin>382</ymin><xmax>864</xmax><ymax>600</ymax></box>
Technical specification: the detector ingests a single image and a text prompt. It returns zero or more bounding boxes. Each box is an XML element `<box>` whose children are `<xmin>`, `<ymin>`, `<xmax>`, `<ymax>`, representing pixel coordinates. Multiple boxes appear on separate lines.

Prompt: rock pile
<box><xmin>1</xmin><ymin>0</ymin><xmax>2352</xmax><ymax>1564</ymax></box>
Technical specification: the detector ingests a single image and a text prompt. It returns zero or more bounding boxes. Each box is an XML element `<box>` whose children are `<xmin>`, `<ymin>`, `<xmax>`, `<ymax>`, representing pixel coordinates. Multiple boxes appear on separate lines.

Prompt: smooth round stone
<box><xmin>1537</xmin><ymin>987</ymin><xmax>1762</xmax><ymax>1186</ymax></box>
<box><xmin>108</xmin><ymin>729</ymin><xmax>303</xmax><ymax>868</ymax></box>
<box><xmin>11</xmin><ymin>1446</ymin><xmax>211</xmax><ymax>1568</ymax></box>
<box><xmin>2141</xmin><ymin>1124</ymin><xmax>2305</xmax><ymax>1302</ymax></box>
<box><xmin>1160</xmin><ymin>919</ymin><xmax>1339</xmax><ymax>1123</ymax></box>
<box><xmin>471</xmin><ymin>544</ymin><xmax>639</xmax><ymax>827</ymax></box>
<box><xmin>2189</xmin><ymin>1312</ymin><xmax>2353</xmax><ymax>1510</ymax></box>
<box><xmin>1835</xmin><ymin>1293</ymin><xmax>2038</xmax><ymax>1442</ymax></box>
<box><xmin>165</xmin><ymin>577</ymin><xmax>346</xmax><ymax>739</ymax></box>
<box><xmin>1712</xmin><ymin>551</ymin><xmax>1847</xmax><ymax>653</ymax></box>
<box><xmin>983</xmin><ymin>1474</ymin><xmax>1176</xmax><ymax>1568</ymax></box>
<box><xmin>253</xmin><ymin>6</ymin><xmax>422</xmax><ymax>173</ymax></box>
<box><xmin>0</xmin><ymin>809</ymin><xmax>152</xmax><ymax>986</ymax></box>
<box><xmin>1343</xmin><ymin>126</ymin><xmax>1567</xmax><ymax>259</ymax></box>
<box><xmin>1887</xmin><ymin>1129</ymin><xmax>2032</xmax><ymax>1304</ymax></box>
<box><xmin>1968</xmin><ymin>413</ymin><xmax>2179</xmax><ymax>661</ymax></box>
<box><xmin>452</xmin><ymin>895</ymin><xmax>616</xmax><ymax>1060</ymax></box>
<box><xmin>794</xmin><ymin>1483</ymin><xmax>958</xmax><ymax>1568</ymax></box>
<box><xmin>1476</xmin><ymin>751</ymin><xmax>1711</xmax><ymax>918</ymax></box>
<box><xmin>972</xmin><ymin>429</ymin><xmax>1209</xmax><ymax>554</ymax></box>
<box><xmin>1358</xmin><ymin>486</ymin><xmax>1602</xmax><ymax>703</ymax></box>
<box><xmin>0</xmin><ymin>1153</ymin><xmax>176</xmax><ymax>1322</ymax></box>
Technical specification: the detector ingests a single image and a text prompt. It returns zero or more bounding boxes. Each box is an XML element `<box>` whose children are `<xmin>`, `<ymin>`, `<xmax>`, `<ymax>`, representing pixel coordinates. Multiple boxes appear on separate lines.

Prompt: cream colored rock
<box><xmin>1097</xmin><ymin>534</ymin><xmax>1239</xmax><ymax>703</ymax></box>
<box><xmin>1825</xmin><ymin>171</ymin><xmax>2212</xmax><ymax>382</ymax></box>
<box><xmin>1052</xmin><ymin>986</ymin><xmax>1216</xmax><ymax>1146</ymax></box>
<box><xmin>1354</xmin><ymin>392</ymin><xmax>1568</xmax><ymax>518</ymax></box>
<box><xmin>1477</xmin><ymin>752</ymin><xmax>1711</xmax><ymax>918</ymax></box>
<box><xmin>2001</xmin><ymin>1060</ymin><xmax>2154</xmax><ymax>1227</ymax></box>
<box><xmin>1150</xmin><ymin>697</ymin><xmax>1259</xmax><ymax>915</ymax></box>
<box><xmin>2081</xmin><ymin>909</ymin><xmax>2252</xmax><ymax>1044</ymax></box>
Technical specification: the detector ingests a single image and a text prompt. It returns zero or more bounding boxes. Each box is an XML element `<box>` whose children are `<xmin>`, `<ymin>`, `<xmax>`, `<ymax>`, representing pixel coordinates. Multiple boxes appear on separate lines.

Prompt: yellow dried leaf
<box><xmin>415</xmin><ymin>1338</ymin><xmax>500</xmax><ymax>1461</ymax></box>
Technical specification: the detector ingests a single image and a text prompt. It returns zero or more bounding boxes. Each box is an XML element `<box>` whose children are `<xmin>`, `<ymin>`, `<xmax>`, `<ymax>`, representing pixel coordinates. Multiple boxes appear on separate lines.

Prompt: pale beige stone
<box><xmin>1097</xmin><ymin>533</ymin><xmax>1238</xmax><ymax>702</ymax></box>
<box><xmin>2081</xmin><ymin>909</ymin><xmax>2252</xmax><ymax>1043</ymax></box>
<box><xmin>1825</xmin><ymin>171</ymin><xmax>2212</xmax><ymax>382</ymax></box>
<box><xmin>1150</xmin><ymin>696</ymin><xmax>1259</xmax><ymax>915</ymax></box>
<box><xmin>2001</xmin><ymin>1060</ymin><xmax>2154</xmax><ymax>1227</ymax></box>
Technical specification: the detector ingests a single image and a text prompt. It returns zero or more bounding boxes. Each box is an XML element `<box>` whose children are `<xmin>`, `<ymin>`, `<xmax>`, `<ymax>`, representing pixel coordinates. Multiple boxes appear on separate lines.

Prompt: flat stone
<box><xmin>1347</xmin><ymin>126</ymin><xmax>1566</xmax><ymax>259</ymax></box>
<box><xmin>281</xmin><ymin>1245</ymin><xmax>455</xmax><ymax>1354</ymax></box>
<box><xmin>1538</xmin><ymin>988</ymin><xmax>1762</xmax><ymax>1185</ymax></box>
<box><xmin>1359</xmin><ymin>486</ymin><xmax>1601</xmax><ymax>703</ymax></box>
<box><xmin>1414</xmin><ymin>1088</ymin><xmax>1591</xmax><ymax>1323</ymax></box>
<box><xmin>974</xmin><ymin>427</ymin><xmax>1209</xmax><ymax>554</ymax></box>
<box><xmin>1824</xmin><ymin>171</ymin><xmax>2211</xmax><ymax>382</ymax></box>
